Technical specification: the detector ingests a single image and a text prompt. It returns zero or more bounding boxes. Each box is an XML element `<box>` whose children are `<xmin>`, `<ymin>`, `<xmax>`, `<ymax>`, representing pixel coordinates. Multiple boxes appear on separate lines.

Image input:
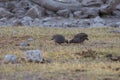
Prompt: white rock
<box><xmin>25</xmin><ymin>50</ymin><xmax>43</xmax><ymax>62</ymax></box>
<box><xmin>4</xmin><ymin>54</ymin><xmax>17</xmax><ymax>64</ymax></box>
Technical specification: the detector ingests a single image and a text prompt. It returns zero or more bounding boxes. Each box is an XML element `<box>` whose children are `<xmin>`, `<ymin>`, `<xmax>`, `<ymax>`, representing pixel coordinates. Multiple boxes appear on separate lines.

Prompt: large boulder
<box><xmin>100</xmin><ymin>0</ymin><xmax>118</xmax><ymax>14</ymax></box>
<box><xmin>74</xmin><ymin>8</ymin><xmax>99</xmax><ymax>18</ymax></box>
<box><xmin>12</xmin><ymin>0</ymin><xmax>33</xmax><ymax>18</ymax></box>
<box><xmin>56</xmin><ymin>9</ymin><xmax>71</xmax><ymax>18</ymax></box>
<box><xmin>81</xmin><ymin>0</ymin><xmax>103</xmax><ymax>7</ymax></box>
<box><xmin>25</xmin><ymin>50</ymin><xmax>43</xmax><ymax>63</ymax></box>
<box><xmin>0</xmin><ymin>8</ymin><xmax>13</xmax><ymax>18</ymax></box>
<box><xmin>21</xmin><ymin>16</ymin><xmax>33</xmax><ymax>26</ymax></box>
<box><xmin>91</xmin><ymin>16</ymin><xmax>106</xmax><ymax>27</ymax></box>
<box><xmin>25</xmin><ymin>5</ymin><xmax>45</xmax><ymax>19</ymax></box>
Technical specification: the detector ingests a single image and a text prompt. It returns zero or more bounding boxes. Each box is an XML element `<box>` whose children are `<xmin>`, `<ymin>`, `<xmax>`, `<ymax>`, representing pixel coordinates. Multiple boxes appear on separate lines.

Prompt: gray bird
<box><xmin>51</xmin><ymin>34</ymin><xmax>68</xmax><ymax>44</ymax></box>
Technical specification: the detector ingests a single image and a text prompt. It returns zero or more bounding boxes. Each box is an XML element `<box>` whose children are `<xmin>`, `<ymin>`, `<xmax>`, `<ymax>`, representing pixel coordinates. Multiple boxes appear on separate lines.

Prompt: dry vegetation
<box><xmin>0</xmin><ymin>27</ymin><xmax>120</xmax><ymax>80</ymax></box>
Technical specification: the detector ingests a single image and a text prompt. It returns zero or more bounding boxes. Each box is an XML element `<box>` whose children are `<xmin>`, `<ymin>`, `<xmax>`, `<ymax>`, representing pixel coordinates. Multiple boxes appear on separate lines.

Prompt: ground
<box><xmin>0</xmin><ymin>27</ymin><xmax>120</xmax><ymax>80</ymax></box>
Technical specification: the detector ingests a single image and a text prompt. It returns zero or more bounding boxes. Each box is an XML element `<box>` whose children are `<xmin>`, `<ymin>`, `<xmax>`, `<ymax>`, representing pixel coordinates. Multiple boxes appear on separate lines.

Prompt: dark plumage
<box><xmin>69</xmin><ymin>33</ymin><xmax>89</xmax><ymax>43</ymax></box>
<box><xmin>74</xmin><ymin>33</ymin><xmax>88</xmax><ymax>39</ymax></box>
<box><xmin>51</xmin><ymin>34</ymin><xmax>68</xmax><ymax>44</ymax></box>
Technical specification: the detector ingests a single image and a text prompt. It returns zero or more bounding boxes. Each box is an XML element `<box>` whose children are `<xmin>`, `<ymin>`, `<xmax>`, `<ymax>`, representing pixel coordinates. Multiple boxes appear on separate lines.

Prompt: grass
<box><xmin>0</xmin><ymin>27</ymin><xmax>120</xmax><ymax>80</ymax></box>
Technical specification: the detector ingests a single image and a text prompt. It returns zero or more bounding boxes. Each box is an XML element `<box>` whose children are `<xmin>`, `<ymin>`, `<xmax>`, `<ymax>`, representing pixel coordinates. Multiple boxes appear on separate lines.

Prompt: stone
<box><xmin>12</xmin><ymin>0</ymin><xmax>32</xmax><ymax>18</ymax></box>
<box><xmin>81</xmin><ymin>0</ymin><xmax>103</xmax><ymax>7</ymax></box>
<box><xmin>55</xmin><ymin>0</ymin><xmax>79</xmax><ymax>3</ymax></box>
<box><xmin>3</xmin><ymin>54</ymin><xmax>17</xmax><ymax>64</ymax></box>
<box><xmin>115</xmin><ymin>22</ymin><xmax>120</xmax><ymax>28</ymax></box>
<box><xmin>78</xmin><ymin>19</ymin><xmax>91</xmax><ymax>27</ymax></box>
<box><xmin>109</xmin><ymin>22</ymin><xmax>120</xmax><ymax>28</ymax></box>
<box><xmin>93</xmin><ymin>16</ymin><xmax>105</xmax><ymax>24</ymax></box>
<box><xmin>16</xmin><ymin>0</ymin><xmax>32</xmax><ymax>10</ymax></box>
<box><xmin>100</xmin><ymin>0</ymin><xmax>117</xmax><ymax>14</ymax></box>
<box><xmin>73</xmin><ymin>11</ymin><xmax>83</xmax><ymax>18</ymax></box>
<box><xmin>0</xmin><ymin>7</ymin><xmax>13</xmax><ymax>18</ymax></box>
<box><xmin>0</xmin><ymin>18</ymin><xmax>7</xmax><ymax>22</ymax></box>
<box><xmin>5</xmin><ymin>1</ymin><xmax>16</xmax><ymax>12</ymax></box>
<box><xmin>21</xmin><ymin>16</ymin><xmax>33</xmax><ymax>26</ymax></box>
<box><xmin>91</xmin><ymin>16</ymin><xmax>106</xmax><ymax>27</ymax></box>
<box><xmin>25</xmin><ymin>5</ymin><xmax>45</xmax><ymax>19</ymax></box>
<box><xmin>83</xmin><ymin>8</ymin><xmax>99</xmax><ymax>18</ymax></box>
<box><xmin>112</xmin><ymin>10</ymin><xmax>120</xmax><ymax>17</ymax></box>
<box><xmin>116</xmin><ymin>4</ymin><xmax>120</xmax><ymax>11</ymax></box>
<box><xmin>74</xmin><ymin>7</ymin><xmax>99</xmax><ymax>18</ymax></box>
<box><xmin>12</xmin><ymin>19</ymin><xmax>23</xmax><ymax>26</ymax></box>
<box><xmin>25</xmin><ymin>50</ymin><xmax>43</xmax><ymax>63</ymax></box>
<box><xmin>19</xmin><ymin>42</ymin><xmax>30</xmax><ymax>46</ymax></box>
<box><xmin>57</xmin><ymin>9</ymin><xmax>71</xmax><ymax>18</ymax></box>
<box><xmin>45</xmin><ymin>10</ymin><xmax>57</xmax><ymax>17</ymax></box>
<box><xmin>27</xmin><ymin>37</ymin><xmax>34</xmax><ymax>41</ymax></box>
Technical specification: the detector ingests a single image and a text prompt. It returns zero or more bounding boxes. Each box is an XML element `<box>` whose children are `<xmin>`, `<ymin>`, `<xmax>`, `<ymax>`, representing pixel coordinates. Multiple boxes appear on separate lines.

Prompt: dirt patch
<box><xmin>0</xmin><ymin>35</ymin><xmax>32</xmax><ymax>48</ymax></box>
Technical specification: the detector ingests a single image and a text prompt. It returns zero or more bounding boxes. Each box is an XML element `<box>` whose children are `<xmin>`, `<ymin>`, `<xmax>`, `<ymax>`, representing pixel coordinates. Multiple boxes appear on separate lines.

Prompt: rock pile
<box><xmin>0</xmin><ymin>0</ymin><xmax>119</xmax><ymax>27</ymax></box>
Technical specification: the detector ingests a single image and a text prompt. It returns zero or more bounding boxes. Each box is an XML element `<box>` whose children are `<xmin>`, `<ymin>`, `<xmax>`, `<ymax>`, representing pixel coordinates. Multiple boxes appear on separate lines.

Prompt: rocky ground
<box><xmin>0</xmin><ymin>0</ymin><xmax>120</xmax><ymax>28</ymax></box>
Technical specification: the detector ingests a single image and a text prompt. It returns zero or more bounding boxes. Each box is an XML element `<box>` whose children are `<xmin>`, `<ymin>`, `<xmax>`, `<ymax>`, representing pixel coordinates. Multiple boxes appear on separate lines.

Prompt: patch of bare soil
<box><xmin>0</xmin><ymin>35</ymin><xmax>32</xmax><ymax>48</ymax></box>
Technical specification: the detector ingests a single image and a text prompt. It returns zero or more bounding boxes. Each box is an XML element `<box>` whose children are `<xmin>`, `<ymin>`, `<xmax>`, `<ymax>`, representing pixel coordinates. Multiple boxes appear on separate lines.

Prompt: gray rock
<box><xmin>32</xmin><ymin>18</ymin><xmax>42</xmax><ymax>26</ymax></box>
<box><xmin>25</xmin><ymin>5</ymin><xmax>45</xmax><ymax>19</ymax></box>
<box><xmin>0</xmin><ymin>18</ymin><xmax>7</xmax><ymax>22</ymax></box>
<box><xmin>12</xmin><ymin>19</ymin><xmax>23</xmax><ymax>26</ymax></box>
<box><xmin>16</xmin><ymin>0</ymin><xmax>32</xmax><ymax>10</ymax></box>
<box><xmin>3</xmin><ymin>54</ymin><xmax>17</xmax><ymax>64</ymax></box>
<box><xmin>57</xmin><ymin>9</ymin><xmax>71</xmax><ymax>18</ymax></box>
<box><xmin>112</xmin><ymin>10</ymin><xmax>120</xmax><ymax>17</ymax></box>
<box><xmin>93</xmin><ymin>16</ymin><xmax>105</xmax><ymax>24</ymax></box>
<box><xmin>19</xmin><ymin>42</ymin><xmax>30</xmax><ymax>46</ymax></box>
<box><xmin>45</xmin><ymin>10</ymin><xmax>57</xmax><ymax>17</ymax></box>
<box><xmin>109</xmin><ymin>22</ymin><xmax>120</xmax><ymax>28</ymax></box>
<box><xmin>78</xmin><ymin>19</ymin><xmax>91</xmax><ymax>27</ymax></box>
<box><xmin>81</xmin><ymin>0</ymin><xmax>103</xmax><ymax>7</ymax></box>
<box><xmin>100</xmin><ymin>0</ymin><xmax>117</xmax><ymax>14</ymax></box>
<box><xmin>115</xmin><ymin>22</ymin><xmax>120</xmax><ymax>28</ymax></box>
<box><xmin>54</xmin><ymin>0</ymin><xmax>79</xmax><ymax>3</ymax></box>
<box><xmin>91</xmin><ymin>16</ymin><xmax>106</xmax><ymax>27</ymax></box>
<box><xmin>116</xmin><ymin>4</ymin><xmax>120</xmax><ymax>10</ymax></box>
<box><xmin>21</xmin><ymin>16</ymin><xmax>33</xmax><ymax>26</ymax></box>
<box><xmin>0</xmin><ymin>7</ymin><xmax>13</xmax><ymax>18</ymax></box>
<box><xmin>25</xmin><ymin>50</ymin><xmax>43</xmax><ymax>63</ymax></box>
<box><xmin>27</xmin><ymin>37</ymin><xmax>34</xmax><ymax>41</ymax></box>
<box><xmin>74</xmin><ymin>7</ymin><xmax>99</xmax><ymax>18</ymax></box>
<box><xmin>83</xmin><ymin>8</ymin><xmax>99</xmax><ymax>18</ymax></box>
<box><xmin>73</xmin><ymin>11</ymin><xmax>83</xmax><ymax>18</ymax></box>
<box><xmin>5</xmin><ymin>1</ymin><xmax>16</xmax><ymax>12</ymax></box>
<box><xmin>12</xmin><ymin>0</ymin><xmax>32</xmax><ymax>18</ymax></box>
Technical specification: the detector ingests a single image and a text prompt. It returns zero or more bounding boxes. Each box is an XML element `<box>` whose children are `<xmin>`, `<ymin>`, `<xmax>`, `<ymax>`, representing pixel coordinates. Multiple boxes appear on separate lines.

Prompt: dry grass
<box><xmin>0</xmin><ymin>27</ymin><xmax>120</xmax><ymax>80</ymax></box>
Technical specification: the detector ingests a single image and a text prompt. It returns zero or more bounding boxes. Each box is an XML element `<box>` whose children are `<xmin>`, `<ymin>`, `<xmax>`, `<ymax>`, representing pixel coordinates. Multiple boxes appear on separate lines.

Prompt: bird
<box><xmin>51</xmin><ymin>34</ymin><xmax>68</xmax><ymax>44</ymax></box>
<box><xmin>74</xmin><ymin>33</ymin><xmax>88</xmax><ymax>39</ymax></box>
<box><xmin>69</xmin><ymin>33</ymin><xmax>89</xmax><ymax>43</ymax></box>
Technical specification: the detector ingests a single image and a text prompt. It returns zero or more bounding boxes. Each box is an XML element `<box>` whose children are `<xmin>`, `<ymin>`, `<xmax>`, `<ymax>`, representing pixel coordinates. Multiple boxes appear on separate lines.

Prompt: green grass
<box><xmin>0</xmin><ymin>27</ymin><xmax>120</xmax><ymax>80</ymax></box>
